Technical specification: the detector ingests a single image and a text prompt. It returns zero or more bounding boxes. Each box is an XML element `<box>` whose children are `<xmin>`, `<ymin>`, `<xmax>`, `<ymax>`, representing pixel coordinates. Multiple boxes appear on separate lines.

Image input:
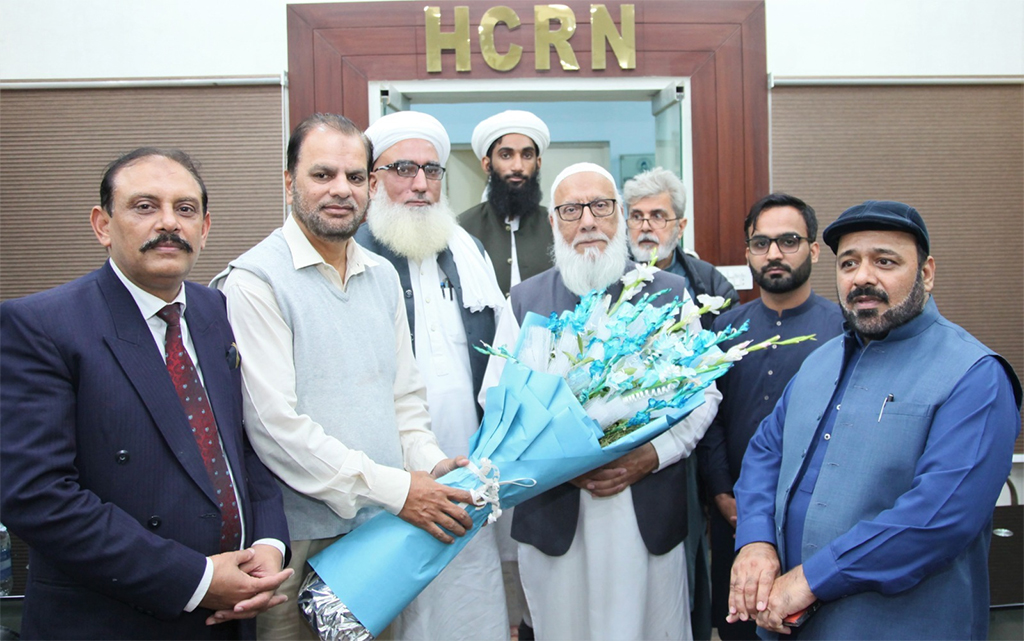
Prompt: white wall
<box><xmin>1</xmin><ymin>0</ymin><xmax>1021</xmax><ymax>81</ymax></box>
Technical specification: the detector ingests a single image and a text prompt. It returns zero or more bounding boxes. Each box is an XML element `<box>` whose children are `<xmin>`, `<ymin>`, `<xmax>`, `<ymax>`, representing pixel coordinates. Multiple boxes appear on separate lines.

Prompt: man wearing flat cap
<box><xmin>459</xmin><ymin>110</ymin><xmax>554</xmax><ymax>297</ymax></box>
<box><xmin>727</xmin><ymin>200</ymin><xmax>1021</xmax><ymax>639</ymax></box>
<box><xmin>356</xmin><ymin>110</ymin><xmax>509</xmax><ymax>641</ymax></box>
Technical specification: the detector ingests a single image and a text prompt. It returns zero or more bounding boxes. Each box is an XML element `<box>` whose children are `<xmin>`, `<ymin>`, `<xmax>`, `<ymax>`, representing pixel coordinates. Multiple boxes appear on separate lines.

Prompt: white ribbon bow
<box><xmin>465</xmin><ymin>458</ymin><xmax>536</xmax><ymax>524</ymax></box>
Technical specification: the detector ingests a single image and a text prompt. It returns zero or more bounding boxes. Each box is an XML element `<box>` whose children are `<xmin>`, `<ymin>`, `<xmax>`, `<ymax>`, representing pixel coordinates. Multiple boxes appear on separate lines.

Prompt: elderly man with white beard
<box><xmin>354</xmin><ymin>111</ymin><xmax>510</xmax><ymax>641</ymax></box>
<box><xmin>480</xmin><ymin>162</ymin><xmax>722</xmax><ymax>641</ymax></box>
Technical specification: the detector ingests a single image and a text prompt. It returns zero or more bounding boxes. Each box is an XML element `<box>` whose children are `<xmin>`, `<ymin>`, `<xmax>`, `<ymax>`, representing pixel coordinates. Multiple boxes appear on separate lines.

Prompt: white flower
<box><xmin>697</xmin><ymin>293</ymin><xmax>727</xmax><ymax>314</ymax></box>
<box><xmin>721</xmin><ymin>341</ymin><xmax>752</xmax><ymax>362</ymax></box>
<box><xmin>621</xmin><ymin>262</ymin><xmax>658</xmax><ymax>288</ymax></box>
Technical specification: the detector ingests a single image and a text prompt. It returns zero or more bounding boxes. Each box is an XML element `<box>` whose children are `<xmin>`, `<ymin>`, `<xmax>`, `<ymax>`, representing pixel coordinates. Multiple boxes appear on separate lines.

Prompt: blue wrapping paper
<box><xmin>308</xmin><ymin>310</ymin><xmax>718</xmax><ymax>637</ymax></box>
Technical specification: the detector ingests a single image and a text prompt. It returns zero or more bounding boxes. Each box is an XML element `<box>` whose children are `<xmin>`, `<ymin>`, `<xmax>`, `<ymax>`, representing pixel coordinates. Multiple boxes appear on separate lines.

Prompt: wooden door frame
<box><xmin>286</xmin><ymin>0</ymin><xmax>768</xmax><ymax>268</ymax></box>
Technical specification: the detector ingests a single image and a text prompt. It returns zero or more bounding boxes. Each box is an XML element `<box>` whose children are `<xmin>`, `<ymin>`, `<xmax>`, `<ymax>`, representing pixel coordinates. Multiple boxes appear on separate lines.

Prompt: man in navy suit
<box><xmin>0</xmin><ymin>148</ymin><xmax>292</xmax><ymax>640</ymax></box>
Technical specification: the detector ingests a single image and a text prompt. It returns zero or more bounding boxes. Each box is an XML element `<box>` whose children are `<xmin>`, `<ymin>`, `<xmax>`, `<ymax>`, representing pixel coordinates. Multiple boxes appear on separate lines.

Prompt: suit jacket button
<box><xmin>147</xmin><ymin>516</ymin><xmax>161</xmax><ymax>529</ymax></box>
<box><xmin>115</xmin><ymin>450</ymin><xmax>130</xmax><ymax>464</ymax></box>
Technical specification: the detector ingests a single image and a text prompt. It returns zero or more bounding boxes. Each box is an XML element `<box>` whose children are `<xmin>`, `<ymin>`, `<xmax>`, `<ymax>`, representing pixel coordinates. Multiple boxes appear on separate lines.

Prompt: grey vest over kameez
<box><xmin>222</xmin><ymin>229</ymin><xmax>405</xmax><ymax>540</ymax></box>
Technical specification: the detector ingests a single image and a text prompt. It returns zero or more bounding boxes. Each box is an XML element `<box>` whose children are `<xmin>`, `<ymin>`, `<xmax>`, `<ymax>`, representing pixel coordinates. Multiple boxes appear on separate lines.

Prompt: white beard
<box><xmin>629</xmin><ymin>229</ymin><xmax>680</xmax><ymax>264</ymax></box>
<box><xmin>552</xmin><ymin>216</ymin><xmax>630</xmax><ymax>296</ymax></box>
<box><xmin>366</xmin><ymin>189</ymin><xmax>456</xmax><ymax>262</ymax></box>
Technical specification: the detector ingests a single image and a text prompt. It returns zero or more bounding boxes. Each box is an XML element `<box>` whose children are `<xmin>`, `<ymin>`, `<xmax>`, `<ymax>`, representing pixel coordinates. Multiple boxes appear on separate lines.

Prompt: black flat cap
<box><xmin>822</xmin><ymin>200</ymin><xmax>929</xmax><ymax>254</ymax></box>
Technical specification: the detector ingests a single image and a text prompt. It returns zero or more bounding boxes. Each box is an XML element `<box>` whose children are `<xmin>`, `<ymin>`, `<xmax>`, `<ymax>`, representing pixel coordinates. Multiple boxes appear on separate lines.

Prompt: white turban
<box><xmin>549</xmin><ymin>162</ymin><xmax>622</xmax><ymax>214</ymax></box>
<box><xmin>365</xmin><ymin>111</ymin><xmax>451</xmax><ymax>165</ymax></box>
<box><xmin>471</xmin><ymin>110</ymin><xmax>551</xmax><ymax>161</ymax></box>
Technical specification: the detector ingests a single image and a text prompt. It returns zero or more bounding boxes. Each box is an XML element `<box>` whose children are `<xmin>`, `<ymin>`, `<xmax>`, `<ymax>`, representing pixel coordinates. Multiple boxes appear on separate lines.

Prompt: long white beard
<box><xmin>367</xmin><ymin>189</ymin><xmax>456</xmax><ymax>262</ymax></box>
<box><xmin>552</xmin><ymin>216</ymin><xmax>630</xmax><ymax>296</ymax></box>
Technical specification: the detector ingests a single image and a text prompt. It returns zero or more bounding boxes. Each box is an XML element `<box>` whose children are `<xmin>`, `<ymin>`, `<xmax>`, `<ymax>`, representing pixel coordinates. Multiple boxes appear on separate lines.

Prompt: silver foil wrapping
<box><xmin>297</xmin><ymin>569</ymin><xmax>375</xmax><ymax>641</ymax></box>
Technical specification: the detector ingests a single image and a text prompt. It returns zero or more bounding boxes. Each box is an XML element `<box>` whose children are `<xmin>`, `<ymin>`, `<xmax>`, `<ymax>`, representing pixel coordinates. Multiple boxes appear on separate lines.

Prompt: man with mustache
<box><xmin>214</xmin><ymin>114</ymin><xmax>474</xmax><ymax>640</ymax></box>
<box><xmin>0</xmin><ymin>148</ymin><xmax>292</xmax><ymax>639</ymax></box>
<box><xmin>728</xmin><ymin>201</ymin><xmax>1021</xmax><ymax>639</ymax></box>
<box><xmin>482</xmin><ymin>162</ymin><xmax>722</xmax><ymax>640</ymax></box>
<box><xmin>624</xmin><ymin>167</ymin><xmax>739</xmax><ymax>329</ymax></box>
<box><xmin>354</xmin><ymin>110</ymin><xmax>509</xmax><ymax>641</ymax></box>
<box><xmin>622</xmin><ymin>167</ymin><xmax>740</xmax><ymax>640</ymax></box>
<box><xmin>695</xmin><ymin>194</ymin><xmax>842</xmax><ymax>640</ymax></box>
<box><xmin>459</xmin><ymin>110</ymin><xmax>554</xmax><ymax>297</ymax></box>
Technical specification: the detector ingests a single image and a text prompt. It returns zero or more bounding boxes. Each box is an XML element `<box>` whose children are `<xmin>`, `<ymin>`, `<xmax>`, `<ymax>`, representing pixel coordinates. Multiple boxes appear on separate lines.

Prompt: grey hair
<box><xmin>622</xmin><ymin>167</ymin><xmax>686</xmax><ymax>217</ymax></box>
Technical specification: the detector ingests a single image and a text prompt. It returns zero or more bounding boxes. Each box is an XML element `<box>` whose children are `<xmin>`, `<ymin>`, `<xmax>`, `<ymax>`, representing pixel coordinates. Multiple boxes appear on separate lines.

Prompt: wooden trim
<box><xmin>286</xmin><ymin>0</ymin><xmax>770</xmax><ymax>271</ymax></box>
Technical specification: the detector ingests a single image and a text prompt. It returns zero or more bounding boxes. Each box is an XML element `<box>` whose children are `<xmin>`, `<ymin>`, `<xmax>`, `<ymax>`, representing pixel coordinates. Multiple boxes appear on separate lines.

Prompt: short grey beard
<box><xmin>367</xmin><ymin>189</ymin><xmax>456</xmax><ymax>262</ymax></box>
<box><xmin>552</xmin><ymin>217</ymin><xmax>630</xmax><ymax>296</ymax></box>
<box><xmin>628</xmin><ymin>229</ymin><xmax>680</xmax><ymax>264</ymax></box>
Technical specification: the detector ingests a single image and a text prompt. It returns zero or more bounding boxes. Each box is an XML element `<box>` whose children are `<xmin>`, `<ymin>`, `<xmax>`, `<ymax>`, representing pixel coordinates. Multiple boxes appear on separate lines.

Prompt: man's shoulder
<box><xmin>183</xmin><ymin>280</ymin><xmax>227</xmax><ymax>312</ymax></box>
<box><xmin>457</xmin><ymin>202</ymin><xmax>489</xmax><ymax>232</ymax></box>
<box><xmin>2</xmin><ymin>267</ymin><xmax>105</xmax><ymax>319</ymax></box>
<box><xmin>512</xmin><ymin>265</ymin><xmax>560</xmax><ymax>294</ymax></box>
<box><xmin>806</xmin><ymin>292</ymin><xmax>842</xmax><ymax>314</ymax></box>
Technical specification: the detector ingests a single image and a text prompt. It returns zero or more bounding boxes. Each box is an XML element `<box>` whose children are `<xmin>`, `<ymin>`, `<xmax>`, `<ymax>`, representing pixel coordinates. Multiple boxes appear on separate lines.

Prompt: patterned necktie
<box><xmin>157</xmin><ymin>303</ymin><xmax>242</xmax><ymax>552</ymax></box>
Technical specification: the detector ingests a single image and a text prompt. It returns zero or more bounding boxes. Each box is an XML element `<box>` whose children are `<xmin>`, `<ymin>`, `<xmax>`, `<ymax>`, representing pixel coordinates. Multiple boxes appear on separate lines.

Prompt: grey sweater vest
<box><xmin>227</xmin><ymin>230</ymin><xmax>405</xmax><ymax>540</ymax></box>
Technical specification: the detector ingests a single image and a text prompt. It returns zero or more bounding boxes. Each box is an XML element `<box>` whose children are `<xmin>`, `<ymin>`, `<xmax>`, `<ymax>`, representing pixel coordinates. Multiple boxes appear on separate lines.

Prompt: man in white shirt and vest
<box><xmin>214</xmin><ymin>114</ymin><xmax>474</xmax><ymax>640</ymax></box>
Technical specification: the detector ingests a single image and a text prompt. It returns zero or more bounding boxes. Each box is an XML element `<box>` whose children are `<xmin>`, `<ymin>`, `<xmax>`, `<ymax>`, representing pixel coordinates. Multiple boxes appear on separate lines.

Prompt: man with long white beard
<box><xmin>355</xmin><ymin>111</ymin><xmax>510</xmax><ymax>641</ymax></box>
<box><xmin>481</xmin><ymin>162</ymin><xmax>722</xmax><ymax>640</ymax></box>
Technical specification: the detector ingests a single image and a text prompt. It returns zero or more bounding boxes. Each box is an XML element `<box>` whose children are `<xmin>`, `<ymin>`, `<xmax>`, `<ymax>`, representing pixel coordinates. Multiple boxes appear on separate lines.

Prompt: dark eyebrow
<box><xmin>838</xmin><ymin>246</ymin><xmax>902</xmax><ymax>259</ymax></box>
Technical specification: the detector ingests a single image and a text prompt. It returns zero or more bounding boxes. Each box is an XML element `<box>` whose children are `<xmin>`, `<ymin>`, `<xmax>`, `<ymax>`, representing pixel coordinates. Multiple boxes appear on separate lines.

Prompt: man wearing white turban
<box><xmin>480</xmin><ymin>162</ymin><xmax>722</xmax><ymax>641</ymax></box>
<box><xmin>460</xmin><ymin>110</ymin><xmax>554</xmax><ymax>297</ymax></box>
<box><xmin>358</xmin><ymin>111</ymin><xmax>510</xmax><ymax>641</ymax></box>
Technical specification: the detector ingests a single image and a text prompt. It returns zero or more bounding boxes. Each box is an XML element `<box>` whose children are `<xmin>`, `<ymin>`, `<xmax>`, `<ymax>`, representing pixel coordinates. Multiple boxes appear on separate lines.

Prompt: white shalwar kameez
<box><xmin>391</xmin><ymin>254</ymin><xmax>509</xmax><ymax>641</ymax></box>
<box><xmin>481</xmin><ymin>290</ymin><xmax>720</xmax><ymax>641</ymax></box>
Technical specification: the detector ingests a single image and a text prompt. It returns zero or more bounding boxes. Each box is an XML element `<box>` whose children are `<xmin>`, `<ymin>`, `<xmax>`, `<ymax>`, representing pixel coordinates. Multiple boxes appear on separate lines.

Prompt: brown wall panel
<box><xmin>0</xmin><ymin>85</ymin><xmax>285</xmax><ymax>301</ymax></box>
<box><xmin>770</xmin><ymin>83</ymin><xmax>1024</xmax><ymax>451</ymax></box>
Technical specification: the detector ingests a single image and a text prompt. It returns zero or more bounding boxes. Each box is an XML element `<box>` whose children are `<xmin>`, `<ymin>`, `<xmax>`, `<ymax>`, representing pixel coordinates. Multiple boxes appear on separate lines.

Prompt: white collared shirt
<box><xmin>108</xmin><ymin>258</ymin><xmax>284</xmax><ymax>612</ymax></box>
<box><xmin>218</xmin><ymin>216</ymin><xmax>445</xmax><ymax>521</ymax></box>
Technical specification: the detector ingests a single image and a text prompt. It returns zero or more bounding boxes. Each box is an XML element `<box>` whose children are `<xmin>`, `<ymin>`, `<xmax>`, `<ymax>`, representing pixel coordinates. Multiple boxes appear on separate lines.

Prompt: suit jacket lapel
<box><xmin>97</xmin><ymin>264</ymin><xmax>218</xmax><ymax>504</ymax></box>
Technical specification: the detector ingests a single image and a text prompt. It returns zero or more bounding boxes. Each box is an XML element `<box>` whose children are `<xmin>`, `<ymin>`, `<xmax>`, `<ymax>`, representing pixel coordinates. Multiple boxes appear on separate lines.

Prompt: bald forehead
<box><xmin>554</xmin><ymin>171</ymin><xmax>615</xmax><ymax>202</ymax></box>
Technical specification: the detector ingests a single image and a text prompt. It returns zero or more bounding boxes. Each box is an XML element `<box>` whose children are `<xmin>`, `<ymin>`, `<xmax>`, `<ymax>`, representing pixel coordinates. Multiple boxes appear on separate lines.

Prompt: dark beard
<box><xmin>751</xmin><ymin>253</ymin><xmax>813</xmax><ymax>293</ymax></box>
<box><xmin>486</xmin><ymin>165</ymin><xmax>542</xmax><ymax>221</ymax></box>
<box><xmin>840</xmin><ymin>270</ymin><xmax>927</xmax><ymax>341</ymax></box>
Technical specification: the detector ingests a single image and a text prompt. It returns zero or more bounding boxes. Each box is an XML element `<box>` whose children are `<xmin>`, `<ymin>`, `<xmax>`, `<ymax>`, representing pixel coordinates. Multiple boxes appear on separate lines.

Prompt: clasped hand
<box><xmin>202</xmin><ymin>544</ymin><xmax>292</xmax><ymax>626</ymax></box>
<box><xmin>727</xmin><ymin>543</ymin><xmax>816</xmax><ymax>634</ymax></box>
<box><xmin>570</xmin><ymin>443</ymin><xmax>659</xmax><ymax>497</ymax></box>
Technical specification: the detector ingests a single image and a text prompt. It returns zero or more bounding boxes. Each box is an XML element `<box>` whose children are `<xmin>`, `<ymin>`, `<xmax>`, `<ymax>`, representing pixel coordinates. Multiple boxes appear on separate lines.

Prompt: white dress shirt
<box><xmin>107</xmin><ymin>259</ymin><xmax>284</xmax><ymax>612</ymax></box>
<box><xmin>219</xmin><ymin>216</ymin><xmax>445</xmax><ymax>523</ymax></box>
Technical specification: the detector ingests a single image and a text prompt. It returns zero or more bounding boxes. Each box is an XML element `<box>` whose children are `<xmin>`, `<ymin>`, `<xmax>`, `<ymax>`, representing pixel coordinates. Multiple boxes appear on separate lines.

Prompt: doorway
<box><xmin>369</xmin><ymin>77</ymin><xmax>696</xmax><ymax>250</ymax></box>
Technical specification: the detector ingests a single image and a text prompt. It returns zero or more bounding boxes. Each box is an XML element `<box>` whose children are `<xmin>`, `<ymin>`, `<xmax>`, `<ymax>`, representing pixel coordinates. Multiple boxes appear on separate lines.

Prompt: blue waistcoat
<box><xmin>775</xmin><ymin>298</ymin><xmax>1020</xmax><ymax>639</ymax></box>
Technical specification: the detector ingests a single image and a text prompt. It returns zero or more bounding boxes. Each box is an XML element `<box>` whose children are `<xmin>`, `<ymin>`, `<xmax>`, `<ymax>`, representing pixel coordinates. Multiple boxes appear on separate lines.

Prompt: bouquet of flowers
<box><xmin>298</xmin><ymin>263</ymin><xmax>813</xmax><ymax>640</ymax></box>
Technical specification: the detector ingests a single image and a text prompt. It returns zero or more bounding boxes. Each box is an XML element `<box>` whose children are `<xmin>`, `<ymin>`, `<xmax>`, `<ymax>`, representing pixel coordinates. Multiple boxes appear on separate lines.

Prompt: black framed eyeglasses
<box><xmin>553</xmin><ymin>198</ymin><xmax>617</xmax><ymax>222</ymax></box>
<box><xmin>746</xmin><ymin>234</ymin><xmax>810</xmax><ymax>255</ymax></box>
<box><xmin>374</xmin><ymin>161</ymin><xmax>446</xmax><ymax>181</ymax></box>
<box><xmin>626</xmin><ymin>211</ymin><xmax>678</xmax><ymax>229</ymax></box>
